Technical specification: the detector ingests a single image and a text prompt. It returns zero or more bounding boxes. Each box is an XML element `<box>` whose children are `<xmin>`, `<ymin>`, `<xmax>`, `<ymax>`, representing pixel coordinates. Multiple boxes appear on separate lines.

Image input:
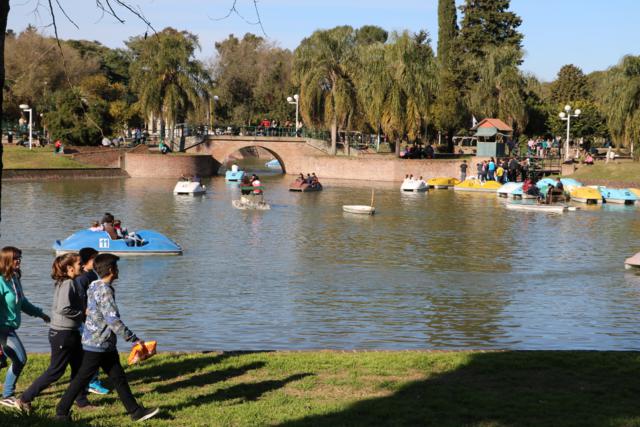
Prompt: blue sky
<box><xmin>6</xmin><ymin>0</ymin><xmax>640</xmax><ymax>81</ymax></box>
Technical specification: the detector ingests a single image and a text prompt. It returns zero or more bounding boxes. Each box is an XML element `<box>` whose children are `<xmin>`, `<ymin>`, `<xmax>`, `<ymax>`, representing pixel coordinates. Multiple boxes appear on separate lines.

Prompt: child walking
<box><xmin>14</xmin><ymin>254</ymin><xmax>93</xmax><ymax>412</ymax></box>
<box><xmin>55</xmin><ymin>254</ymin><xmax>159</xmax><ymax>422</ymax></box>
<box><xmin>75</xmin><ymin>248</ymin><xmax>110</xmax><ymax>395</ymax></box>
<box><xmin>0</xmin><ymin>246</ymin><xmax>50</xmax><ymax>407</ymax></box>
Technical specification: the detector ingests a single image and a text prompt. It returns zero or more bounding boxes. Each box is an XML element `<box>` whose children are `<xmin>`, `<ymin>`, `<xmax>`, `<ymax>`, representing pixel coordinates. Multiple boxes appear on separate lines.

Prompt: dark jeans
<box><xmin>21</xmin><ymin>329</ymin><xmax>89</xmax><ymax>405</ymax></box>
<box><xmin>56</xmin><ymin>350</ymin><xmax>139</xmax><ymax>416</ymax></box>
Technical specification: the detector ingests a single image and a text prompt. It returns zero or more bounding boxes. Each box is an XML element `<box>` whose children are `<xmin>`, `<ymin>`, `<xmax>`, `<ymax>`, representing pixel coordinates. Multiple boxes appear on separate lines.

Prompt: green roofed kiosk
<box><xmin>473</xmin><ymin>118</ymin><xmax>513</xmax><ymax>157</ymax></box>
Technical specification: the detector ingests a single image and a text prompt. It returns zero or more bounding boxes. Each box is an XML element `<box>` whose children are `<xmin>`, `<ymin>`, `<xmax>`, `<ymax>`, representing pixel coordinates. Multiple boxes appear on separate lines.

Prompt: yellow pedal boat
<box><xmin>570</xmin><ymin>187</ymin><xmax>602</xmax><ymax>204</ymax></box>
<box><xmin>453</xmin><ymin>179</ymin><xmax>502</xmax><ymax>193</ymax></box>
<box><xmin>427</xmin><ymin>177</ymin><xmax>460</xmax><ymax>189</ymax></box>
<box><xmin>630</xmin><ymin>188</ymin><xmax>640</xmax><ymax>198</ymax></box>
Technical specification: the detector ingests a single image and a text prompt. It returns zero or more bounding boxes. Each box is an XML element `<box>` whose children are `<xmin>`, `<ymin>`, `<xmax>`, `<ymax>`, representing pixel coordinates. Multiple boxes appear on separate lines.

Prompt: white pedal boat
<box><xmin>173</xmin><ymin>180</ymin><xmax>206</xmax><ymax>195</ymax></box>
<box><xmin>400</xmin><ymin>179</ymin><xmax>428</xmax><ymax>192</ymax></box>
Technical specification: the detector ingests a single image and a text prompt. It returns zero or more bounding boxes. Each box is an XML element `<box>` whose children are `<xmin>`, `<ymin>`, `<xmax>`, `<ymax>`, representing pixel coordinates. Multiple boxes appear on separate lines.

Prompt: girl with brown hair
<box><xmin>13</xmin><ymin>253</ymin><xmax>94</xmax><ymax>413</ymax></box>
<box><xmin>0</xmin><ymin>246</ymin><xmax>50</xmax><ymax>408</ymax></box>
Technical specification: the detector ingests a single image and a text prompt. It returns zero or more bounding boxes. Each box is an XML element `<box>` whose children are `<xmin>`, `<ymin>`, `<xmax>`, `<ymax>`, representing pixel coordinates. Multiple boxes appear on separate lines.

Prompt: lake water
<box><xmin>2</xmin><ymin>172</ymin><xmax>640</xmax><ymax>352</ymax></box>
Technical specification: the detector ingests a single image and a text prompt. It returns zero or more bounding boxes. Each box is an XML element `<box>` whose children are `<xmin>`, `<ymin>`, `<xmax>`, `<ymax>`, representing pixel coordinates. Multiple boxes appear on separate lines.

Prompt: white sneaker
<box><xmin>0</xmin><ymin>396</ymin><xmax>19</xmax><ymax>409</ymax></box>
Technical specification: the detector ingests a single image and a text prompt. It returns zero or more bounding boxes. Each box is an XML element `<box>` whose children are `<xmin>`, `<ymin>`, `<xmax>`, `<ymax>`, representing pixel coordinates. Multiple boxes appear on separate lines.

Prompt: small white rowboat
<box><xmin>343</xmin><ymin>205</ymin><xmax>376</xmax><ymax>215</ymax></box>
<box><xmin>506</xmin><ymin>203</ymin><xmax>569</xmax><ymax>214</ymax></box>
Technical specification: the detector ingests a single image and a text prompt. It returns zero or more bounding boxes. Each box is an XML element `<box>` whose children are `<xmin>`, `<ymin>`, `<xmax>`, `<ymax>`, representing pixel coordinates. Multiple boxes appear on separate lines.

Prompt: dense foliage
<box><xmin>1</xmin><ymin>0</ymin><xmax>639</xmax><ymax>151</ymax></box>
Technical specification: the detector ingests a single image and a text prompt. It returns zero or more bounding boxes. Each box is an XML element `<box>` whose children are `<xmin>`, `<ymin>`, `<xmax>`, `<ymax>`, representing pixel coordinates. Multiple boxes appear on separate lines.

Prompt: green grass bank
<box><xmin>2</xmin><ymin>145</ymin><xmax>93</xmax><ymax>169</ymax></box>
<box><xmin>2</xmin><ymin>351</ymin><xmax>640</xmax><ymax>426</ymax></box>
<box><xmin>569</xmin><ymin>162</ymin><xmax>640</xmax><ymax>187</ymax></box>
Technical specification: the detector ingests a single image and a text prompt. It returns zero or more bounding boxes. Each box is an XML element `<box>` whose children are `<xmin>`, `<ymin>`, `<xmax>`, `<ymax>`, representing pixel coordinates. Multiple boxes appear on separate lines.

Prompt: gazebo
<box><xmin>473</xmin><ymin>118</ymin><xmax>513</xmax><ymax>157</ymax></box>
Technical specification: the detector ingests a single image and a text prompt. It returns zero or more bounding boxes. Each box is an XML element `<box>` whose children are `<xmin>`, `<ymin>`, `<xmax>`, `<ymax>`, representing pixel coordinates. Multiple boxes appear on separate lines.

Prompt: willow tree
<box><xmin>601</xmin><ymin>55</ymin><xmax>640</xmax><ymax>152</ymax></box>
<box><xmin>294</xmin><ymin>26</ymin><xmax>358</xmax><ymax>155</ymax></box>
<box><xmin>466</xmin><ymin>45</ymin><xmax>527</xmax><ymax>132</ymax></box>
<box><xmin>356</xmin><ymin>31</ymin><xmax>437</xmax><ymax>155</ymax></box>
<box><xmin>128</xmin><ymin>28</ymin><xmax>210</xmax><ymax>142</ymax></box>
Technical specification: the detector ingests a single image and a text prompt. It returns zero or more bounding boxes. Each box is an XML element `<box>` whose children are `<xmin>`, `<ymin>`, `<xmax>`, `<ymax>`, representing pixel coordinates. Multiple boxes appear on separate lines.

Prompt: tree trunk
<box><xmin>330</xmin><ymin>116</ymin><xmax>337</xmax><ymax>155</ymax></box>
<box><xmin>0</xmin><ymin>1</ymin><xmax>10</xmax><ymax>224</ymax></box>
<box><xmin>446</xmin><ymin>129</ymin><xmax>454</xmax><ymax>153</ymax></box>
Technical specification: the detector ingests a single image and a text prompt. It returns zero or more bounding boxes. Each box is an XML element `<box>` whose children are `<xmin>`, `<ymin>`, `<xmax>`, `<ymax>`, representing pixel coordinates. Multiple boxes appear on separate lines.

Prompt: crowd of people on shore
<box><xmin>0</xmin><ymin>246</ymin><xmax>160</xmax><ymax>421</ymax></box>
<box><xmin>468</xmin><ymin>157</ymin><xmax>532</xmax><ymax>184</ymax></box>
<box><xmin>400</xmin><ymin>143</ymin><xmax>436</xmax><ymax>159</ymax></box>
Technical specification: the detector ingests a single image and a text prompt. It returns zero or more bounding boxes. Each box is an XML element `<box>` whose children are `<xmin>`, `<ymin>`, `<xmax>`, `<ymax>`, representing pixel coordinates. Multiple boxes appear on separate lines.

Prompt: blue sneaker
<box><xmin>88</xmin><ymin>380</ymin><xmax>110</xmax><ymax>395</ymax></box>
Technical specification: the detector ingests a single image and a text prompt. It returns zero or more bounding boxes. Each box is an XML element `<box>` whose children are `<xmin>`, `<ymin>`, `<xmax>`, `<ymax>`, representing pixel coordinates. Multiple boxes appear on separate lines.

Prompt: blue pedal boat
<box><xmin>225</xmin><ymin>164</ymin><xmax>245</xmax><ymax>182</ymax></box>
<box><xmin>598</xmin><ymin>187</ymin><xmax>638</xmax><ymax>205</ymax></box>
<box><xmin>53</xmin><ymin>230</ymin><xmax>182</xmax><ymax>256</ymax></box>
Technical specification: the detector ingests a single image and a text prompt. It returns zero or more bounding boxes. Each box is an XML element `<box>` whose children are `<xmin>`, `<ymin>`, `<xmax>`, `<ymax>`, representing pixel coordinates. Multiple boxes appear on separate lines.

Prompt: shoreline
<box><xmin>2</xmin><ymin>168</ymin><xmax>128</xmax><ymax>181</ymax></box>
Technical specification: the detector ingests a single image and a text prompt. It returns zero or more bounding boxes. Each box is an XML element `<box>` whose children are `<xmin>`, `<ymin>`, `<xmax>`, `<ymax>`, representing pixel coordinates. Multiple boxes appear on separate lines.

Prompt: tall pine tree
<box><xmin>437</xmin><ymin>0</ymin><xmax>457</xmax><ymax>65</ymax></box>
<box><xmin>459</xmin><ymin>0</ymin><xmax>523</xmax><ymax>59</ymax></box>
<box><xmin>435</xmin><ymin>0</ymin><xmax>465</xmax><ymax>151</ymax></box>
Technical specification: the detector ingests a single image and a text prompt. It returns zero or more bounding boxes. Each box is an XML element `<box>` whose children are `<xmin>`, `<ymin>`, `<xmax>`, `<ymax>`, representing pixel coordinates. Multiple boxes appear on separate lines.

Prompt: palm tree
<box><xmin>601</xmin><ymin>55</ymin><xmax>640</xmax><ymax>152</ymax></box>
<box><xmin>294</xmin><ymin>26</ymin><xmax>358</xmax><ymax>155</ymax></box>
<box><xmin>355</xmin><ymin>31</ymin><xmax>437</xmax><ymax>155</ymax></box>
<box><xmin>128</xmin><ymin>28</ymin><xmax>210</xmax><ymax>143</ymax></box>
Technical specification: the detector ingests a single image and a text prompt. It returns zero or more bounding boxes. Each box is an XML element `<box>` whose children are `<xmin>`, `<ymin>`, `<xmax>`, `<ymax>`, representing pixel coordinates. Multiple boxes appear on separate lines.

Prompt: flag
<box><xmin>472</xmin><ymin>115</ymin><xmax>478</xmax><ymax>128</ymax></box>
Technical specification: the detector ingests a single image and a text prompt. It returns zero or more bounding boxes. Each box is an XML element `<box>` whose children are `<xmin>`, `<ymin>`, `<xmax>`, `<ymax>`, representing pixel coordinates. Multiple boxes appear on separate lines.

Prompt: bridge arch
<box><xmin>186</xmin><ymin>136</ymin><xmax>325</xmax><ymax>176</ymax></box>
<box><xmin>216</xmin><ymin>144</ymin><xmax>288</xmax><ymax>174</ymax></box>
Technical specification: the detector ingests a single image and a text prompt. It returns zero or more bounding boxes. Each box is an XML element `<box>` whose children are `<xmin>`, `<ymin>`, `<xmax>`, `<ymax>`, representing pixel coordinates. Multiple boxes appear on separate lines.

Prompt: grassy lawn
<box><xmin>569</xmin><ymin>161</ymin><xmax>640</xmax><ymax>185</ymax></box>
<box><xmin>2</xmin><ymin>351</ymin><xmax>640</xmax><ymax>426</ymax></box>
<box><xmin>2</xmin><ymin>145</ymin><xmax>93</xmax><ymax>169</ymax></box>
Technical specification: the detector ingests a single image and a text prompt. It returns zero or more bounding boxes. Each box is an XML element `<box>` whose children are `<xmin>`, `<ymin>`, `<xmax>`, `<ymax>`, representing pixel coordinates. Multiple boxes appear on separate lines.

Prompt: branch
<box><xmin>211</xmin><ymin>0</ymin><xmax>267</xmax><ymax>37</ymax></box>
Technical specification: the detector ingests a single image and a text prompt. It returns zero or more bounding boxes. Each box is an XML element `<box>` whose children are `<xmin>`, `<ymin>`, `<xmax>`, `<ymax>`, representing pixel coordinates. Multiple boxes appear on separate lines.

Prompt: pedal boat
<box><xmin>597</xmin><ymin>187</ymin><xmax>638</xmax><ymax>205</ymax></box>
<box><xmin>232</xmin><ymin>187</ymin><xmax>271</xmax><ymax>210</ymax></box>
<box><xmin>570</xmin><ymin>187</ymin><xmax>603</xmax><ymax>204</ymax></box>
<box><xmin>53</xmin><ymin>230</ymin><xmax>182</xmax><ymax>256</ymax></box>
<box><xmin>225</xmin><ymin>164</ymin><xmax>245</xmax><ymax>182</ymax></box>
<box><xmin>454</xmin><ymin>178</ymin><xmax>502</xmax><ymax>193</ymax></box>
<box><xmin>630</xmin><ymin>188</ymin><xmax>640</xmax><ymax>198</ymax></box>
<box><xmin>496</xmin><ymin>182</ymin><xmax>522</xmax><ymax>198</ymax></box>
<box><xmin>265</xmin><ymin>159</ymin><xmax>281</xmax><ymax>169</ymax></box>
<box><xmin>560</xmin><ymin>178</ymin><xmax>582</xmax><ymax>192</ymax></box>
<box><xmin>173</xmin><ymin>180</ymin><xmax>206</xmax><ymax>195</ymax></box>
<box><xmin>289</xmin><ymin>179</ymin><xmax>323</xmax><ymax>192</ymax></box>
<box><xmin>401</xmin><ymin>179</ymin><xmax>428</xmax><ymax>192</ymax></box>
<box><xmin>625</xmin><ymin>252</ymin><xmax>640</xmax><ymax>270</ymax></box>
<box><xmin>427</xmin><ymin>177</ymin><xmax>460</xmax><ymax>189</ymax></box>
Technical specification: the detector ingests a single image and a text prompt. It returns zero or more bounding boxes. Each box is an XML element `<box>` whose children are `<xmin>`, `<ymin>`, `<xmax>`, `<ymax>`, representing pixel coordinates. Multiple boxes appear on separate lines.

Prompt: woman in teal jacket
<box><xmin>0</xmin><ymin>246</ymin><xmax>50</xmax><ymax>407</ymax></box>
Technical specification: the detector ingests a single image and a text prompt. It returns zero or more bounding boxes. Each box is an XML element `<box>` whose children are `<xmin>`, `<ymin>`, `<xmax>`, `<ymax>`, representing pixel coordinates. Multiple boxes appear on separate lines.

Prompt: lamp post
<box><xmin>210</xmin><ymin>95</ymin><xmax>219</xmax><ymax>134</ymax></box>
<box><xmin>287</xmin><ymin>94</ymin><xmax>300</xmax><ymax>134</ymax></box>
<box><xmin>559</xmin><ymin>105</ymin><xmax>581</xmax><ymax>161</ymax></box>
<box><xmin>19</xmin><ymin>104</ymin><xmax>32</xmax><ymax>150</ymax></box>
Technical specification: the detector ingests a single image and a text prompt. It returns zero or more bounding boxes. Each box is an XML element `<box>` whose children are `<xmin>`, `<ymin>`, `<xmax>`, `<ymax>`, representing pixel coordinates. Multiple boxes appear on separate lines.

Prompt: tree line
<box><xmin>2</xmin><ymin>0</ymin><xmax>640</xmax><ymax>157</ymax></box>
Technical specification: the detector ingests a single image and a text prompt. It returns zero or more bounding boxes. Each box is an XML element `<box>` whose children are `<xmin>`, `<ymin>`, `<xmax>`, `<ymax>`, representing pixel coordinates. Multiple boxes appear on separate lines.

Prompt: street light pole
<box><xmin>19</xmin><ymin>104</ymin><xmax>32</xmax><ymax>150</ymax></box>
<box><xmin>287</xmin><ymin>94</ymin><xmax>300</xmax><ymax>134</ymax></box>
<box><xmin>210</xmin><ymin>95</ymin><xmax>219</xmax><ymax>133</ymax></box>
<box><xmin>559</xmin><ymin>104</ymin><xmax>581</xmax><ymax>161</ymax></box>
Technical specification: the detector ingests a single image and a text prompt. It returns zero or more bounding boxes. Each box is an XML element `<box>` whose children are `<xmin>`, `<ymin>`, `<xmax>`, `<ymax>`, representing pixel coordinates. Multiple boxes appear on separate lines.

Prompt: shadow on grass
<box><xmin>126</xmin><ymin>350</ymin><xmax>272</xmax><ymax>384</ymax></box>
<box><xmin>0</xmin><ymin>408</ymin><xmax>92</xmax><ymax>427</ymax></box>
<box><xmin>278</xmin><ymin>351</ymin><xmax>640</xmax><ymax>427</ymax></box>
<box><xmin>153</xmin><ymin>361</ymin><xmax>266</xmax><ymax>394</ymax></box>
<box><xmin>169</xmin><ymin>373</ymin><xmax>313</xmax><ymax>411</ymax></box>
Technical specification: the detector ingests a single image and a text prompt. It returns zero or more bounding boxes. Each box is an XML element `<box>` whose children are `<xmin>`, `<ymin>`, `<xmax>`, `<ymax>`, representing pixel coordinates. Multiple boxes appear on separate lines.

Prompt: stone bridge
<box><xmin>185</xmin><ymin>135</ymin><xmax>329</xmax><ymax>174</ymax></box>
<box><xmin>174</xmin><ymin>135</ymin><xmax>464</xmax><ymax>182</ymax></box>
